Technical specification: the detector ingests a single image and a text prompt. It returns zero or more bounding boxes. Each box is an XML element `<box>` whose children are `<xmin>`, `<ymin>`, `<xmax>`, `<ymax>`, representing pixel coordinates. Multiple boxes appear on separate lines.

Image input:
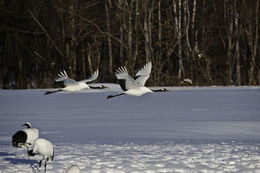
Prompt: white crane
<box><xmin>12</xmin><ymin>122</ymin><xmax>39</xmax><ymax>158</ymax></box>
<box><xmin>45</xmin><ymin>69</ymin><xmax>107</xmax><ymax>95</ymax></box>
<box><xmin>28</xmin><ymin>138</ymin><xmax>54</xmax><ymax>173</ymax></box>
<box><xmin>64</xmin><ymin>165</ymin><xmax>81</xmax><ymax>173</ymax></box>
<box><xmin>107</xmin><ymin>62</ymin><xmax>168</xmax><ymax>99</ymax></box>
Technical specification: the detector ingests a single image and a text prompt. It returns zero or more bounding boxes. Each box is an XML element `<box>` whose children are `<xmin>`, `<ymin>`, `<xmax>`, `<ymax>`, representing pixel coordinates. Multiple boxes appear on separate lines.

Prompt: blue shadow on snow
<box><xmin>4</xmin><ymin>157</ymin><xmax>38</xmax><ymax>166</ymax></box>
<box><xmin>0</xmin><ymin>152</ymin><xmax>15</xmax><ymax>157</ymax></box>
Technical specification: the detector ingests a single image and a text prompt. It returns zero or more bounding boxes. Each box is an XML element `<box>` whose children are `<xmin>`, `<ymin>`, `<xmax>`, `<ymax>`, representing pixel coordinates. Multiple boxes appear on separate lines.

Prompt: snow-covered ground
<box><xmin>0</xmin><ymin>84</ymin><xmax>260</xmax><ymax>172</ymax></box>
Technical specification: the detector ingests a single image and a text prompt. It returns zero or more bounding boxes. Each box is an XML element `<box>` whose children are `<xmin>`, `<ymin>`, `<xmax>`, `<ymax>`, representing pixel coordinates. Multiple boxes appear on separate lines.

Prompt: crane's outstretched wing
<box><xmin>79</xmin><ymin>69</ymin><xmax>99</xmax><ymax>83</ymax></box>
<box><xmin>134</xmin><ymin>61</ymin><xmax>152</xmax><ymax>86</ymax></box>
<box><xmin>55</xmin><ymin>70</ymin><xmax>77</xmax><ymax>87</ymax></box>
<box><xmin>115</xmin><ymin>66</ymin><xmax>138</xmax><ymax>91</ymax></box>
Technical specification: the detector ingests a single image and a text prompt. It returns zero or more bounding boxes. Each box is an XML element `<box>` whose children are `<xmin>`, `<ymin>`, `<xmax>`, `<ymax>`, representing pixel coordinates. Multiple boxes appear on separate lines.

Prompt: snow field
<box><xmin>0</xmin><ymin>85</ymin><xmax>260</xmax><ymax>172</ymax></box>
<box><xmin>1</xmin><ymin>142</ymin><xmax>260</xmax><ymax>172</ymax></box>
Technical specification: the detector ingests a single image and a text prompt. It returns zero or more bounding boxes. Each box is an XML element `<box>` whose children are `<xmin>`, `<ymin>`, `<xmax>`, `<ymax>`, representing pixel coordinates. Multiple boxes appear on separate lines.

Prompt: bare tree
<box><xmin>173</xmin><ymin>0</ymin><xmax>185</xmax><ymax>81</ymax></box>
<box><xmin>105</xmin><ymin>0</ymin><xmax>113</xmax><ymax>77</ymax></box>
<box><xmin>234</xmin><ymin>0</ymin><xmax>241</xmax><ymax>85</ymax></box>
<box><xmin>65</xmin><ymin>1</ymin><xmax>77</xmax><ymax>76</ymax></box>
<box><xmin>248</xmin><ymin>0</ymin><xmax>259</xmax><ymax>85</ymax></box>
<box><xmin>190</xmin><ymin>0</ymin><xmax>197</xmax><ymax>84</ymax></box>
<box><xmin>117</xmin><ymin>0</ymin><xmax>126</xmax><ymax>64</ymax></box>
<box><xmin>1</xmin><ymin>0</ymin><xmax>259</xmax><ymax>88</ymax></box>
<box><xmin>143</xmin><ymin>4</ymin><xmax>150</xmax><ymax>62</ymax></box>
<box><xmin>133</xmin><ymin>0</ymin><xmax>139</xmax><ymax>67</ymax></box>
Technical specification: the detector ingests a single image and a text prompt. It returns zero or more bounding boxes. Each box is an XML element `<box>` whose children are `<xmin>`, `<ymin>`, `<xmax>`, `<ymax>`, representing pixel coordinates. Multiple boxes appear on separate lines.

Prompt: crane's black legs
<box><xmin>38</xmin><ymin>158</ymin><xmax>48</xmax><ymax>173</ymax></box>
<box><xmin>107</xmin><ymin>93</ymin><xmax>125</xmax><ymax>99</ymax></box>
<box><xmin>44</xmin><ymin>159</ymin><xmax>47</xmax><ymax>173</ymax></box>
<box><xmin>26</xmin><ymin>146</ymin><xmax>30</xmax><ymax>159</ymax></box>
<box><xmin>44</xmin><ymin>89</ymin><xmax>62</xmax><ymax>95</ymax></box>
<box><xmin>39</xmin><ymin>158</ymin><xmax>44</xmax><ymax>167</ymax></box>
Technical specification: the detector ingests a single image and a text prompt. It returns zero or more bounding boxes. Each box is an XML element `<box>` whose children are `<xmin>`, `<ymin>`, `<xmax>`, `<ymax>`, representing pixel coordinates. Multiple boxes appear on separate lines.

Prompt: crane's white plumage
<box><xmin>107</xmin><ymin>61</ymin><xmax>168</xmax><ymax>99</ymax></box>
<box><xmin>55</xmin><ymin>70</ymin><xmax>77</xmax><ymax>86</ymax></box>
<box><xmin>134</xmin><ymin>61</ymin><xmax>152</xmax><ymax>86</ymax></box>
<box><xmin>107</xmin><ymin>62</ymin><xmax>155</xmax><ymax>99</ymax></box>
<box><xmin>56</xmin><ymin>69</ymin><xmax>99</xmax><ymax>91</ymax></box>
<box><xmin>56</xmin><ymin>70</ymin><xmax>99</xmax><ymax>87</ymax></box>
<box><xmin>45</xmin><ymin>69</ymin><xmax>107</xmax><ymax>95</ymax></box>
<box><xmin>12</xmin><ymin>122</ymin><xmax>39</xmax><ymax>158</ymax></box>
<box><xmin>31</xmin><ymin>138</ymin><xmax>54</xmax><ymax>159</ymax></box>
<box><xmin>23</xmin><ymin>124</ymin><xmax>39</xmax><ymax>145</ymax></box>
<box><xmin>28</xmin><ymin>138</ymin><xmax>54</xmax><ymax>173</ymax></box>
<box><xmin>115</xmin><ymin>66</ymin><xmax>138</xmax><ymax>91</ymax></box>
<box><xmin>65</xmin><ymin>165</ymin><xmax>81</xmax><ymax>173</ymax></box>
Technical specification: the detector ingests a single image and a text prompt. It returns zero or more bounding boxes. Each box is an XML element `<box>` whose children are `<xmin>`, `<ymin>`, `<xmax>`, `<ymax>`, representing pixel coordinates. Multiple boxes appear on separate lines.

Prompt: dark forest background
<box><xmin>0</xmin><ymin>0</ymin><xmax>259</xmax><ymax>89</ymax></box>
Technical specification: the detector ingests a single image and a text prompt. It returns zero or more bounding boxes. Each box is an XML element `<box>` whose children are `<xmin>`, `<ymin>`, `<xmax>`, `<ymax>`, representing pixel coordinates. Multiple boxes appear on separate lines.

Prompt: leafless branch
<box><xmin>27</xmin><ymin>8</ymin><xmax>64</xmax><ymax>57</ymax></box>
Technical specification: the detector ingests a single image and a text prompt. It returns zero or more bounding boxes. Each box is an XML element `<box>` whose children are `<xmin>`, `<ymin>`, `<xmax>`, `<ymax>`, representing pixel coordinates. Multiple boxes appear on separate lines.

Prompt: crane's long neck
<box><xmin>89</xmin><ymin>85</ymin><xmax>106</xmax><ymax>89</ymax></box>
<box><xmin>151</xmin><ymin>88</ymin><xmax>168</xmax><ymax>92</ymax></box>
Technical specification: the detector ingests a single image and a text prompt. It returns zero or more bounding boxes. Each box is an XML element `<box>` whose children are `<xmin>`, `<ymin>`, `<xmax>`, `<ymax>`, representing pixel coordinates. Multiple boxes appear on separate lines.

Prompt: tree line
<box><xmin>0</xmin><ymin>0</ymin><xmax>259</xmax><ymax>89</ymax></box>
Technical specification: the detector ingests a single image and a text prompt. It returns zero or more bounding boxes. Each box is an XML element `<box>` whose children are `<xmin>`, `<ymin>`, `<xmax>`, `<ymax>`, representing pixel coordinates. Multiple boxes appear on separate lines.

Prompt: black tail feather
<box><xmin>28</xmin><ymin>149</ymin><xmax>36</xmax><ymax>156</ymax></box>
<box><xmin>51</xmin><ymin>150</ymin><xmax>54</xmax><ymax>161</ymax></box>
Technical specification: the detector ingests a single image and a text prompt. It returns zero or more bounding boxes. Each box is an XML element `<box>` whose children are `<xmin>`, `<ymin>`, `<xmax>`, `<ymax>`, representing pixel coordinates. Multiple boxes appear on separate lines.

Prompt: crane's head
<box><xmin>100</xmin><ymin>85</ymin><xmax>109</xmax><ymax>89</ymax></box>
<box><xmin>23</xmin><ymin>122</ymin><xmax>32</xmax><ymax>128</ymax></box>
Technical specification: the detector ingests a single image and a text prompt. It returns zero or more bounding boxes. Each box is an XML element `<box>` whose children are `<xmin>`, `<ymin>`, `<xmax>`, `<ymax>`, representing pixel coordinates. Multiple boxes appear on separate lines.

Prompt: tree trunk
<box><xmin>156</xmin><ymin>0</ymin><xmax>162</xmax><ymax>85</ymax></box>
<box><xmin>184</xmin><ymin>0</ymin><xmax>191</xmax><ymax>82</ymax></box>
<box><xmin>87</xmin><ymin>43</ymin><xmax>93</xmax><ymax>75</ymax></box>
<box><xmin>234</xmin><ymin>0</ymin><xmax>241</xmax><ymax>85</ymax></box>
<box><xmin>191</xmin><ymin>0</ymin><xmax>196</xmax><ymax>84</ymax></box>
<box><xmin>148</xmin><ymin>1</ymin><xmax>154</xmax><ymax>62</ymax></box>
<box><xmin>60</xmin><ymin>0</ymin><xmax>66</xmax><ymax>68</ymax></box>
<box><xmin>118</xmin><ymin>0</ymin><xmax>125</xmax><ymax>64</ymax></box>
<box><xmin>105</xmin><ymin>1</ymin><xmax>113</xmax><ymax>77</ymax></box>
<box><xmin>178</xmin><ymin>0</ymin><xmax>184</xmax><ymax>80</ymax></box>
<box><xmin>144</xmin><ymin>8</ymin><xmax>150</xmax><ymax>62</ymax></box>
<box><xmin>17</xmin><ymin>34</ymin><xmax>22</xmax><ymax>88</ymax></box>
<box><xmin>225</xmin><ymin>0</ymin><xmax>234</xmax><ymax>85</ymax></box>
<box><xmin>81</xmin><ymin>45</ymin><xmax>86</xmax><ymax>79</ymax></box>
<box><xmin>127</xmin><ymin>0</ymin><xmax>135</xmax><ymax>71</ymax></box>
<box><xmin>249</xmin><ymin>0</ymin><xmax>259</xmax><ymax>85</ymax></box>
<box><xmin>133</xmin><ymin>0</ymin><xmax>139</xmax><ymax>67</ymax></box>
<box><xmin>158</xmin><ymin>0</ymin><xmax>162</xmax><ymax>58</ymax></box>
<box><xmin>65</xmin><ymin>2</ymin><xmax>77</xmax><ymax>77</ymax></box>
